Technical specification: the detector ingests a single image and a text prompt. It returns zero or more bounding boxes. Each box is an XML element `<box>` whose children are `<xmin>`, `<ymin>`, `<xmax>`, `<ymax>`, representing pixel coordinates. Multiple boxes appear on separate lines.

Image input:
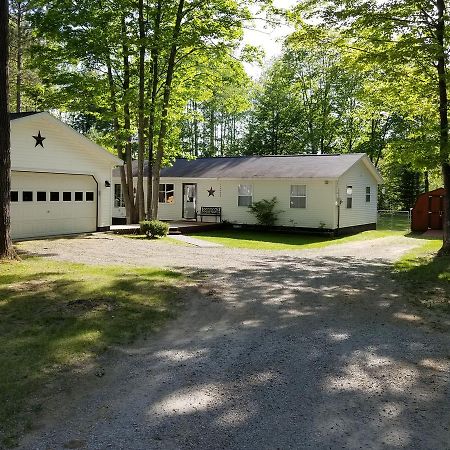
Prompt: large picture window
<box><xmin>290</xmin><ymin>185</ymin><xmax>307</xmax><ymax>208</ymax></box>
<box><xmin>114</xmin><ymin>184</ymin><xmax>125</xmax><ymax>207</ymax></box>
<box><xmin>159</xmin><ymin>184</ymin><xmax>175</xmax><ymax>204</ymax></box>
<box><xmin>238</xmin><ymin>184</ymin><xmax>253</xmax><ymax>207</ymax></box>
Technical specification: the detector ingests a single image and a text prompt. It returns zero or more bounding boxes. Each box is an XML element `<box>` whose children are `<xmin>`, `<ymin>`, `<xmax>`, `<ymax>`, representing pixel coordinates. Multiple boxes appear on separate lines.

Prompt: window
<box><xmin>238</xmin><ymin>184</ymin><xmax>253</xmax><ymax>207</ymax></box>
<box><xmin>290</xmin><ymin>185</ymin><xmax>307</xmax><ymax>208</ymax></box>
<box><xmin>37</xmin><ymin>191</ymin><xmax>47</xmax><ymax>202</ymax></box>
<box><xmin>50</xmin><ymin>192</ymin><xmax>60</xmax><ymax>202</ymax></box>
<box><xmin>346</xmin><ymin>186</ymin><xmax>353</xmax><ymax>209</ymax></box>
<box><xmin>75</xmin><ymin>192</ymin><xmax>83</xmax><ymax>202</ymax></box>
<box><xmin>10</xmin><ymin>191</ymin><xmax>18</xmax><ymax>202</ymax></box>
<box><xmin>63</xmin><ymin>192</ymin><xmax>72</xmax><ymax>202</ymax></box>
<box><xmin>23</xmin><ymin>191</ymin><xmax>33</xmax><ymax>202</ymax></box>
<box><xmin>86</xmin><ymin>192</ymin><xmax>94</xmax><ymax>202</ymax></box>
<box><xmin>366</xmin><ymin>186</ymin><xmax>371</xmax><ymax>203</ymax></box>
<box><xmin>114</xmin><ymin>184</ymin><xmax>125</xmax><ymax>207</ymax></box>
<box><xmin>159</xmin><ymin>184</ymin><xmax>175</xmax><ymax>204</ymax></box>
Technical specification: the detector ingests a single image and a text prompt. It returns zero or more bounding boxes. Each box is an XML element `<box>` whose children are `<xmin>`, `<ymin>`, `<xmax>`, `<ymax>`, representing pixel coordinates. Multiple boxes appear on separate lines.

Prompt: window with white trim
<box><xmin>366</xmin><ymin>186</ymin><xmax>371</xmax><ymax>203</ymax></box>
<box><xmin>159</xmin><ymin>184</ymin><xmax>175</xmax><ymax>204</ymax></box>
<box><xmin>346</xmin><ymin>186</ymin><xmax>353</xmax><ymax>209</ymax></box>
<box><xmin>114</xmin><ymin>184</ymin><xmax>125</xmax><ymax>207</ymax></box>
<box><xmin>10</xmin><ymin>191</ymin><xmax>18</xmax><ymax>202</ymax></box>
<box><xmin>290</xmin><ymin>185</ymin><xmax>307</xmax><ymax>208</ymax></box>
<box><xmin>238</xmin><ymin>184</ymin><xmax>253</xmax><ymax>207</ymax></box>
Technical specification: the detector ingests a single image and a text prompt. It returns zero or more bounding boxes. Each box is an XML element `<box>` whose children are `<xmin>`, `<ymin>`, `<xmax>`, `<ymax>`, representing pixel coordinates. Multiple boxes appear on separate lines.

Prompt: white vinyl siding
<box><xmin>290</xmin><ymin>185</ymin><xmax>306</xmax><ymax>208</ymax></box>
<box><xmin>10</xmin><ymin>113</ymin><xmax>118</xmax><ymax>229</ymax></box>
<box><xmin>238</xmin><ymin>184</ymin><xmax>253</xmax><ymax>207</ymax></box>
<box><xmin>338</xmin><ymin>160</ymin><xmax>378</xmax><ymax>228</ymax></box>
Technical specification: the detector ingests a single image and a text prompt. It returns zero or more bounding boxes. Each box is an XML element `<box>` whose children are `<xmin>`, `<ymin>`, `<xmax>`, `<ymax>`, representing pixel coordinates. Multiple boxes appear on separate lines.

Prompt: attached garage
<box><xmin>10</xmin><ymin>112</ymin><xmax>122</xmax><ymax>240</ymax></box>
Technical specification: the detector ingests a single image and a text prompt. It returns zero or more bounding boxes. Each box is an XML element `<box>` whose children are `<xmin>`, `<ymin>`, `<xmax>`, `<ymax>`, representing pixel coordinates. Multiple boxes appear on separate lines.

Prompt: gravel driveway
<box><xmin>18</xmin><ymin>234</ymin><xmax>450</xmax><ymax>449</ymax></box>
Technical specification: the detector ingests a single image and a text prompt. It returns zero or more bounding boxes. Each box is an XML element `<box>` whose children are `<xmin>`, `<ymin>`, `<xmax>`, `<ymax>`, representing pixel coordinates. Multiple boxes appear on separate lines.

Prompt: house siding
<box><xmin>112</xmin><ymin>156</ymin><xmax>381</xmax><ymax>230</ymax></box>
<box><xmin>337</xmin><ymin>160</ymin><xmax>378</xmax><ymax>228</ymax></box>
<box><xmin>11</xmin><ymin>114</ymin><xmax>118</xmax><ymax>228</ymax></box>
<box><xmin>114</xmin><ymin>177</ymin><xmax>338</xmax><ymax>229</ymax></box>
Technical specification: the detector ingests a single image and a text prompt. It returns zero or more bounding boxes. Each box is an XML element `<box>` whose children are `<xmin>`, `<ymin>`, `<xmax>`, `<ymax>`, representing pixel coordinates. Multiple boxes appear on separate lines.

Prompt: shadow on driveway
<box><xmin>21</xmin><ymin>255</ymin><xmax>450</xmax><ymax>449</ymax></box>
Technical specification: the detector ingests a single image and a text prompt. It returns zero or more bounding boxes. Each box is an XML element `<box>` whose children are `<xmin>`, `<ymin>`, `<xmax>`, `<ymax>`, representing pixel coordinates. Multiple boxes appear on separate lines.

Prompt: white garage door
<box><xmin>11</xmin><ymin>172</ymin><xmax>97</xmax><ymax>239</ymax></box>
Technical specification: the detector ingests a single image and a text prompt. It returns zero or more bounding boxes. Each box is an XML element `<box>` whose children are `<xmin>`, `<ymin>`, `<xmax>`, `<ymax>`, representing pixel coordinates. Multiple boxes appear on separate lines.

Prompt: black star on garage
<box><xmin>33</xmin><ymin>131</ymin><xmax>46</xmax><ymax>148</ymax></box>
<box><xmin>207</xmin><ymin>187</ymin><xmax>215</xmax><ymax>197</ymax></box>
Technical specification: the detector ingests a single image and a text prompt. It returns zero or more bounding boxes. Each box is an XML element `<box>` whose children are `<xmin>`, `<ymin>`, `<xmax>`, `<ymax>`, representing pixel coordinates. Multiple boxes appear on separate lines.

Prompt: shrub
<box><xmin>248</xmin><ymin>197</ymin><xmax>282</xmax><ymax>227</ymax></box>
<box><xmin>139</xmin><ymin>220</ymin><xmax>169</xmax><ymax>239</ymax></box>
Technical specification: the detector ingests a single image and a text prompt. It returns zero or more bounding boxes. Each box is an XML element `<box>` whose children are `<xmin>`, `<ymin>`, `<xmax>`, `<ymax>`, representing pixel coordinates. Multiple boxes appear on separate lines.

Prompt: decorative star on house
<box><xmin>33</xmin><ymin>131</ymin><xmax>46</xmax><ymax>148</ymax></box>
<box><xmin>207</xmin><ymin>187</ymin><xmax>215</xmax><ymax>197</ymax></box>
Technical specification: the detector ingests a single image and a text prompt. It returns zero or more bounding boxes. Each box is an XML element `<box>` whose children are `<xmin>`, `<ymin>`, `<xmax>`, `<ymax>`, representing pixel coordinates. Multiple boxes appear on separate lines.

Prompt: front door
<box><xmin>183</xmin><ymin>183</ymin><xmax>197</xmax><ymax>219</ymax></box>
<box><xmin>428</xmin><ymin>195</ymin><xmax>444</xmax><ymax>230</ymax></box>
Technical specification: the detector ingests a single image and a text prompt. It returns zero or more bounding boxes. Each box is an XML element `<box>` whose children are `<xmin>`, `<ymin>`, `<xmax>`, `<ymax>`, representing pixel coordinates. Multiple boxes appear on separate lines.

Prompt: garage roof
<box><xmin>114</xmin><ymin>154</ymin><xmax>382</xmax><ymax>182</ymax></box>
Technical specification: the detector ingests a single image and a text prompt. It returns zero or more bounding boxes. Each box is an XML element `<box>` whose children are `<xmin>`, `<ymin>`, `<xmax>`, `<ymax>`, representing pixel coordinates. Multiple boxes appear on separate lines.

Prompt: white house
<box><xmin>112</xmin><ymin>153</ymin><xmax>383</xmax><ymax>233</ymax></box>
<box><xmin>10</xmin><ymin>112</ymin><xmax>122</xmax><ymax>239</ymax></box>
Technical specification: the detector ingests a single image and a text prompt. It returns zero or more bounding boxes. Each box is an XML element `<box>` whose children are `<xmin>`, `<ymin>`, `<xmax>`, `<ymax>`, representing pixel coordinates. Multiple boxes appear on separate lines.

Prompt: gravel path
<box><xmin>18</xmin><ymin>234</ymin><xmax>450</xmax><ymax>449</ymax></box>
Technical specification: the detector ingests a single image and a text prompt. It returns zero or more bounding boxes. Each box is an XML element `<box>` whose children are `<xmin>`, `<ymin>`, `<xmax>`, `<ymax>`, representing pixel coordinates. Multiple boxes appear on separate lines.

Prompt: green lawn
<box><xmin>393</xmin><ymin>239</ymin><xmax>450</xmax><ymax>314</ymax></box>
<box><xmin>0</xmin><ymin>257</ymin><xmax>183</xmax><ymax>447</ymax></box>
<box><xmin>191</xmin><ymin>213</ymin><xmax>411</xmax><ymax>250</ymax></box>
<box><xmin>191</xmin><ymin>228</ymin><xmax>405</xmax><ymax>250</ymax></box>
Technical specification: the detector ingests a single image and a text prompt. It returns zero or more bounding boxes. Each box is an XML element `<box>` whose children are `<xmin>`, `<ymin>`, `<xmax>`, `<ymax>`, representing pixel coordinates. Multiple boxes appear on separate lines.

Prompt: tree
<box><xmin>0</xmin><ymin>0</ymin><xmax>15</xmax><ymax>259</ymax></box>
<box><xmin>295</xmin><ymin>0</ymin><xmax>450</xmax><ymax>253</ymax></box>
<box><xmin>30</xmin><ymin>0</ymin><xmax>255</xmax><ymax>222</ymax></box>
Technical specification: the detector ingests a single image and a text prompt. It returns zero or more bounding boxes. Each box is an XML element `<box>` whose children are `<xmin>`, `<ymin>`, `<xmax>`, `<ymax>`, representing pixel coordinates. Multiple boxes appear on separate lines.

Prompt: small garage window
<box><xmin>86</xmin><ymin>192</ymin><xmax>94</xmax><ymax>202</ymax></box>
<box><xmin>366</xmin><ymin>186</ymin><xmax>371</xmax><ymax>202</ymax></box>
<box><xmin>63</xmin><ymin>192</ymin><xmax>72</xmax><ymax>202</ymax></box>
<box><xmin>23</xmin><ymin>191</ymin><xmax>33</xmax><ymax>202</ymax></box>
<box><xmin>50</xmin><ymin>192</ymin><xmax>60</xmax><ymax>202</ymax></box>
<box><xmin>75</xmin><ymin>192</ymin><xmax>83</xmax><ymax>202</ymax></box>
<box><xmin>10</xmin><ymin>191</ymin><xmax>18</xmax><ymax>202</ymax></box>
<box><xmin>37</xmin><ymin>192</ymin><xmax>47</xmax><ymax>202</ymax></box>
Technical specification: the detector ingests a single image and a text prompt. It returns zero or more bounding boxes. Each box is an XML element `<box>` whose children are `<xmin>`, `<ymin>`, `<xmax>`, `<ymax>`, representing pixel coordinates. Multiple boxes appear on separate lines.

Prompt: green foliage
<box><xmin>139</xmin><ymin>220</ymin><xmax>169</xmax><ymax>238</ymax></box>
<box><xmin>248</xmin><ymin>197</ymin><xmax>281</xmax><ymax>227</ymax></box>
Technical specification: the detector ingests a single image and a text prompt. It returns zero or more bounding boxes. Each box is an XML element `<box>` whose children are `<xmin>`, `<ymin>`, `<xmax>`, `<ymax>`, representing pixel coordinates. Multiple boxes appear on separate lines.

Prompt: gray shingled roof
<box><xmin>10</xmin><ymin>112</ymin><xmax>41</xmax><ymax>120</ymax></box>
<box><xmin>113</xmin><ymin>154</ymin><xmax>371</xmax><ymax>179</ymax></box>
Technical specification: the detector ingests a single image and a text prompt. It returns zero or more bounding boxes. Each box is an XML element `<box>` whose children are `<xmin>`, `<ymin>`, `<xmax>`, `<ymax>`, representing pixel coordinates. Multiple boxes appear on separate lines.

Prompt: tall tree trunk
<box><xmin>146</xmin><ymin>0</ymin><xmax>162</xmax><ymax>220</ymax></box>
<box><xmin>152</xmin><ymin>0</ymin><xmax>184</xmax><ymax>219</ymax></box>
<box><xmin>107</xmin><ymin>59</ymin><xmax>132</xmax><ymax>217</ymax></box>
<box><xmin>424</xmin><ymin>170</ymin><xmax>429</xmax><ymax>193</ymax></box>
<box><xmin>15</xmin><ymin>0</ymin><xmax>22</xmax><ymax>113</ymax></box>
<box><xmin>0</xmin><ymin>0</ymin><xmax>15</xmax><ymax>259</ymax></box>
<box><xmin>436</xmin><ymin>0</ymin><xmax>450</xmax><ymax>255</ymax></box>
<box><xmin>122</xmin><ymin>15</ymin><xmax>138</xmax><ymax>224</ymax></box>
<box><xmin>136</xmin><ymin>0</ymin><xmax>146</xmax><ymax>221</ymax></box>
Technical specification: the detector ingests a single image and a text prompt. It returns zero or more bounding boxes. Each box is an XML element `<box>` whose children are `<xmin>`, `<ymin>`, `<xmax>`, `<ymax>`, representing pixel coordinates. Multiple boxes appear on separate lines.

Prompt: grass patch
<box><xmin>0</xmin><ymin>257</ymin><xmax>183</xmax><ymax>447</ymax></box>
<box><xmin>190</xmin><ymin>228</ymin><xmax>405</xmax><ymax>250</ymax></box>
<box><xmin>191</xmin><ymin>213</ymin><xmax>411</xmax><ymax>250</ymax></box>
<box><xmin>393</xmin><ymin>239</ymin><xmax>450</xmax><ymax>313</ymax></box>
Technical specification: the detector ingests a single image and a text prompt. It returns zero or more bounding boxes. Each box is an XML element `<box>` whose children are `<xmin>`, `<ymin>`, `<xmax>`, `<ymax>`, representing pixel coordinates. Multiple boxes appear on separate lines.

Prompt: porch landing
<box><xmin>110</xmin><ymin>220</ymin><xmax>223</xmax><ymax>236</ymax></box>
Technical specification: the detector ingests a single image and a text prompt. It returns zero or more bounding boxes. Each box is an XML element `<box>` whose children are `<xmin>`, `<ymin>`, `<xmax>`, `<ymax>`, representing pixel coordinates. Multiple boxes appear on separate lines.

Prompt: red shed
<box><xmin>411</xmin><ymin>188</ymin><xmax>446</xmax><ymax>232</ymax></box>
